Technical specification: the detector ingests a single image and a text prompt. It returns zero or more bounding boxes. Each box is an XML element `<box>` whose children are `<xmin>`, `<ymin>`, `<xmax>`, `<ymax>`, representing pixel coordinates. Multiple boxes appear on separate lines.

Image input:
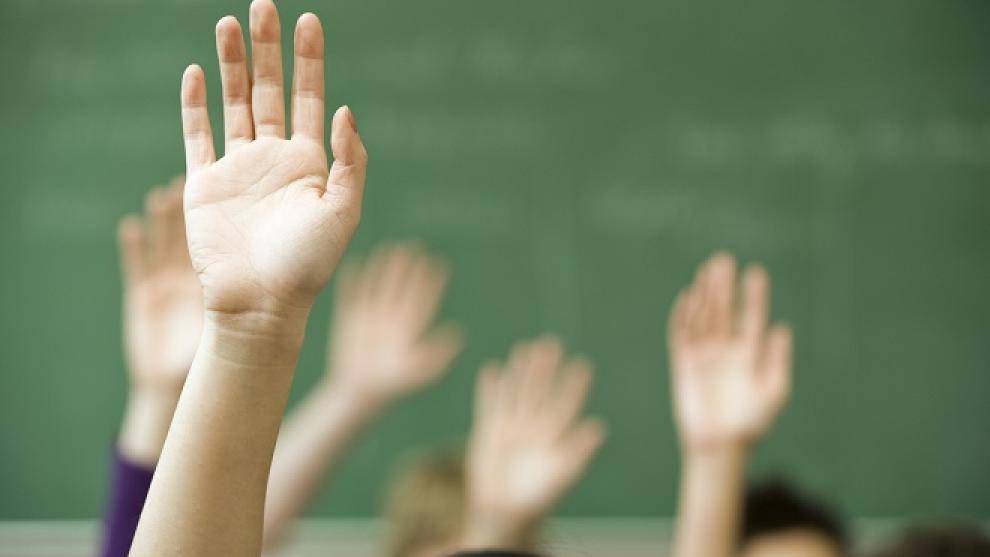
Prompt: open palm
<box><xmin>668</xmin><ymin>253</ymin><xmax>793</xmax><ymax>450</ymax></box>
<box><xmin>468</xmin><ymin>337</ymin><xmax>605</xmax><ymax>525</ymax></box>
<box><xmin>118</xmin><ymin>178</ymin><xmax>202</xmax><ymax>388</ymax></box>
<box><xmin>180</xmin><ymin>1</ymin><xmax>367</xmax><ymax>315</ymax></box>
<box><xmin>326</xmin><ymin>243</ymin><xmax>463</xmax><ymax>405</ymax></box>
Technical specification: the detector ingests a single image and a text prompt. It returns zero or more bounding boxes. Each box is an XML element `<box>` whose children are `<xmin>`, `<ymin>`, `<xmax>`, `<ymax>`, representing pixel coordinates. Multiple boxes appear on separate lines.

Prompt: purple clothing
<box><xmin>100</xmin><ymin>450</ymin><xmax>154</xmax><ymax>557</ymax></box>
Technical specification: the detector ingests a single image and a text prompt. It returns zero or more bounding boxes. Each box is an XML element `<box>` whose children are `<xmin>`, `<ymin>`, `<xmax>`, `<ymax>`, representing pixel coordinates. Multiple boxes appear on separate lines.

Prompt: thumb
<box><xmin>414</xmin><ymin>324</ymin><xmax>465</xmax><ymax>382</ymax></box>
<box><xmin>327</xmin><ymin>105</ymin><xmax>368</xmax><ymax>200</ymax></box>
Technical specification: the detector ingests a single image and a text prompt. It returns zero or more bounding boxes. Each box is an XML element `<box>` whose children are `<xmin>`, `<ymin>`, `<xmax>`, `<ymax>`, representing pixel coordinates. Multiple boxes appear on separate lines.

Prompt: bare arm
<box><xmin>668</xmin><ymin>253</ymin><xmax>792</xmax><ymax>557</ymax></box>
<box><xmin>263</xmin><ymin>244</ymin><xmax>462</xmax><ymax>547</ymax></box>
<box><xmin>130</xmin><ymin>1</ymin><xmax>368</xmax><ymax>554</ymax></box>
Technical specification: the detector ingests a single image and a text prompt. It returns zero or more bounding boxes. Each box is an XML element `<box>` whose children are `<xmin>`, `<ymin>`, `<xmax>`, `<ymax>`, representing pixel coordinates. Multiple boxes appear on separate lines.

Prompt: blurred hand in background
<box><xmin>116</xmin><ymin>176</ymin><xmax>200</xmax><ymax>466</ymax></box>
<box><xmin>264</xmin><ymin>243</ymin><xmax>463</xmax><ymax>548</ymax></box>
<box><xmin>668</xmin><ymin>252</ymin><xmax>794</xmax><ymax>557</ymax></box>
<box><xmin>669</xmin><ymin>252</ymin><xmax>792</xmax><ymax>453</ymax></box>
<box><xmin>462</xmin><ymin>336</ymin><xmax>606</xmax><ymax>553</ymax></box>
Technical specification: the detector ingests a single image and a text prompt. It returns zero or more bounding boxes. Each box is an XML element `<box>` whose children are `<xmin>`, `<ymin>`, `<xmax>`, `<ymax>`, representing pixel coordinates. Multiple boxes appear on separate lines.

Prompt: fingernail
<box><xmin>343</xmin><ymin>105</ymin><xmax>358</xmax><ymax>132</ymax></box>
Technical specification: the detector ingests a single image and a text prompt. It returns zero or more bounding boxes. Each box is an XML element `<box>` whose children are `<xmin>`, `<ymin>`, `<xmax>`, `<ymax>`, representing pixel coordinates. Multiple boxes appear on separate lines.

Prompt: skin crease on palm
<box><xmin>738</xmin><ymin>530</ymin><xmax>843</xmax><ymax>557</ymax></box>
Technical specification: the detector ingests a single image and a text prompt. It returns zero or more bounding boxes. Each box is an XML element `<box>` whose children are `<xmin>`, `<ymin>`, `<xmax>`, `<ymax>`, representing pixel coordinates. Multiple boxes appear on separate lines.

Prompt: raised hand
<box><xmin>668</xmin><ymin>252</ymin><xmax>793</xmax><ymax>451</ymax></box>
<box><xmin>463</xmin><ymin>337</ymin><xmax>606</xmax><ymax>551</ymax></box>
<box><xmin>261</xmin><ymin>243</ymin><xmax>462</xmax><ymax>547</ymax></box>
<box><xmin>668</xmin><ymin>253</ymin><xmax>794</xmax><ymax>557</ymax></box>
<box><xmin>118</xmin><ymin>177</ymin><xmax>201</xmax><ymax>389</ymax></box>
<box><xmin>115</xmin><ymin>177</ymin><xmax>202</xmax><ymax>468</ymax></box>
<box><xmin>131</xmin><ymin>3</ymin><xmax>368</xmax><ymax>554</ymax></box>
<box><xmin>181</xmin><ymin>0</ymin><xmax>368</xmax><ymax>318</ymax></box>
<box><xmin>325</xmin><ymin>243</ymin><xmax>463</xmax><ymax>407</ymax></box>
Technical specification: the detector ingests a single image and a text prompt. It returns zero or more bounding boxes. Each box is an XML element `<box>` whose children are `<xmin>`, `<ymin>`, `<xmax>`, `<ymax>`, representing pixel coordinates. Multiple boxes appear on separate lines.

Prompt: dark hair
<box><xmin>739</xmin><ymin>477</ymin><xmax>848</xmax><ymax>552</ymax></box>
<box><xmin>872</xmin><ymin>525</ymin><xmax>990</xmax><ymax>557</ymax></box>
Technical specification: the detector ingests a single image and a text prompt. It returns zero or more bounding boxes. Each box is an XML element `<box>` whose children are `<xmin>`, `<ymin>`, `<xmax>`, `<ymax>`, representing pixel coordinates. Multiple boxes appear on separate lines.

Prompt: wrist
<box><xmin>118</xmin><ymin>385</ymin><xmax>182</xmax><ymax>467</ymax></box>
<box><xmin>679</xmin><ymin>442</ymin><xmax>748</xmax><ymax>512</ymax></box>
<box><xmin>682</xmin><ymin>438</ymin><xmax>750</xmax><ymax>463</ymax></box>
<box><xmin>202</xmin><ymin>308</ymin><xmax>310</xmax><ymax>369</ymax></box>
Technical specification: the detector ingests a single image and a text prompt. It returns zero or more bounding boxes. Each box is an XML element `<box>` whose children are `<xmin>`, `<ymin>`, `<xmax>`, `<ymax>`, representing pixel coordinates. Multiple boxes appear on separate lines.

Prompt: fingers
<box><xmin>332</xmin><ymin>259</ymin><xmax>361</xmax><ymax>312</ymax></box>
<box><xmin>740</xmin><ymin>264</ymin><xmax>770</xmax><ymax>346</ymax></box>
<box><xmin>326</xmin><ymin>105</ymin><xmax>368</xmax><ymax>202</ymax></box>
<box><xmin>667</xmin><ymin>289</ymin><xmax>688</xmax><ymax>350</ymax></box>
<box><xmin>249</xmin><ymin>0</ymin><xmax>286</xmax><ymax>138</ymax></box>
<box><xmin>167</xmin><ymin>175</ymin><xmax>186</xmax><ymax>191</ymax></box>
<box><xmin>354</xmin><ymin>245</ymin><xmax>390</xmax><ymax>304</ymax></box>
<box><xmin>706</xmin><ymin>252</ymin><xmax>736</xmax><ymax>338</ymax></box>
<box><xmin>516</xmin><ymin>336</ymin><xmax>564</xmax><ymax>415</ymax></box>
<box><xmin>396</xmin><ymin>249</ymin><xmax>450</xmax><ymax>328</ymax></box>
<box><xmin>376</xmin><ymin>244</ymin><xmax>416</xmax><ymax>308</ymax></box>
<box><xmin>683</xmin><ymin>283</ymin><xmax>706</xmax><ymax>343</ymax></box>
<box><xmin>180</xmin><ymin>65</ymin><xmax>216</xmax><ymax>175</ymax></box>
<box><xmin>117</xmin><ymin>215</ymin><xmax>146</xmax><ymax>285</ymax></box>
<box><xmin>216</xmin><ymin>16</ymin><xmax>253</xmax><ymax>152</ymax></box>
<box><xmin>503</xmin><ymin>340</ymin><xmax>538</xmax><ymax>412</ymax></box>
<box><xmin>291</xmin><ymin>13</ymin><xmax>325</xmax><ymax>142</ymax></box>
<box><xmin>149</xmin><ymin>186</ymin><xmax>188</xmax><ymax>263</ymax></box>
<box><xmin>473</xmin><ymin>361</ymin><xmax>501</xmax><ymax>427</ymax></box>
<box><xmin>146</xmin><ymin>188</ymin><xmax>169</xmax><ymax>261</ymax></box>
<box><xmin>543</xmin><ymin>358</ymin><xmax>594</xmax><ymax>440</ymax></box>
<box><xmin>559</xmin><ymin>418</ymin><xmax>607</xmax><ymax>483</ymax></box>
<box><xmin>762</xmin><ymin>324</ymin><xmax>793</xmax><ymax>408</ymax></box>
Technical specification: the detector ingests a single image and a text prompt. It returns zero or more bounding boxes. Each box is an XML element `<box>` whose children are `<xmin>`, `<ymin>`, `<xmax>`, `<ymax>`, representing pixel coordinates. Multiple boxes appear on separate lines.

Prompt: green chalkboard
<box><xmin>0</xmin><ymin>0</ymin><xmax>988</xmax><ymax>520</ymax></box>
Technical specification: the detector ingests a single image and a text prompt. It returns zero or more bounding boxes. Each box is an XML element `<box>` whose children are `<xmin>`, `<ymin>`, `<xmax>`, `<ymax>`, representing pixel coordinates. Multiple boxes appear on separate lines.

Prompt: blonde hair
<box><xmin>384</xmin><ymin>450</ymin><xmax>467</xmax><ymax>557</ymax></box>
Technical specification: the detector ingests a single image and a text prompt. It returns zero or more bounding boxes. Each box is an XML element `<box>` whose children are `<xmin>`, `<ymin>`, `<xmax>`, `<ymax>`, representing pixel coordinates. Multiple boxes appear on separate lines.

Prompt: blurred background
<box><xmin>0</xmin><ymin>0</ymin><xmax>988</xmax><ymax>552</ymax></box>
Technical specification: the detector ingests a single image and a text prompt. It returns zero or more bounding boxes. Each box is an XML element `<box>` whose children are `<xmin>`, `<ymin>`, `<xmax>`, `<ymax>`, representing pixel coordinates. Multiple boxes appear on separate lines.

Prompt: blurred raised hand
<box><xmin>668</xmin><ymin>252</ymin><xmax>792</xmax><ymax>452</ymax></box>
<box><xmin>325</xmin><ymin>243</ymin><xmax>463</xmax><ymax>406</ymax></box>
<box><xmin>181</xmin><ymin>0</ymin><xmax>367</xmax><ymax>319</ymax></box>
<box><xmin>263</xmin><ymin>243</ymin><xmax>462</xmax><ymax>547</ymax></box>
<box><xmin>116</xmin><ymin>178</ymin><xmax>201</xmax><ymax>467</ymax></box>
<box><xmin>118</xmin><ymin>177</ymin><xmax>201</xmax><ymax>390</ymax></box>
<box><xmin>668</xmin><ymin>253</ymin><xmax>794</xmax><ymax>557</ymax></box>
<box><xmin>463</xmin><ymin>337</ymin><xmax>606</xmax><ymax>552</ymax></box>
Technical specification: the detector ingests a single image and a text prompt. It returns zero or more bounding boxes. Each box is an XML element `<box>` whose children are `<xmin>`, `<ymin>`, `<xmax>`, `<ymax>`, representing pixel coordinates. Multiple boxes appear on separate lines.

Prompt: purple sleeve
<box><xmin>100</xmin><ymin>449</ymin><xmax>155</xmax><ymax>557</ymax></box>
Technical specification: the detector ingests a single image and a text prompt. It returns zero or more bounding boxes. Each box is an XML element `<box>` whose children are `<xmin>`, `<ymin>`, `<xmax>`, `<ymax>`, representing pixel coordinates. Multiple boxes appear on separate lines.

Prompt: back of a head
<box><xmin>384</xmin><ymin>450</ymin><xmax>467</xmax><ymax>557</ymax></box>
<box><xmin>738</xmin><ymin>477</ymin><xmax>848</xmax><ymax>557</ymax></box>
<box><xmin>872</xmin><ymin>525</ymin><xmax>990</xmax><ymax>557</ymax></box>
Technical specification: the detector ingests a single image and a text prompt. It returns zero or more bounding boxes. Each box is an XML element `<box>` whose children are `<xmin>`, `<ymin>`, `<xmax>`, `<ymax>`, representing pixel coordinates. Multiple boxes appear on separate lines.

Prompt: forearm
<box><xmin>131</xmin><ymin>311</ymin><xmax>308</xmax><ymax>557</ymax></box>
<box><xmin>262</xmin><ymin>385</ymin><xmax>382</xmax><ymax>549</ymax></box>
<box><xmin>117</xmin><ymin>385</ymin><xmax>181</xmax><ymax>468</ymax></box>
<box><xmin>671</xmin><ymin>445</ymin><xmax>748</xmax><ymax>557</ymax></box>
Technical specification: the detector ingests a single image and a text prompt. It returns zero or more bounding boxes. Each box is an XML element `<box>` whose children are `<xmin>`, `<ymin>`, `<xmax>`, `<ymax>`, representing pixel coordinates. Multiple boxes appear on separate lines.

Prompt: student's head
<box><xmin>871</xmin><ymin>525</ymin><xmax>990</xmax><ymax>557</ymax></box>
<box><xmin>738</xmin><ymin>478</ymin><xmax>848</xmax><ymax>557</ymax></box>
<box><xmin>384</xmin><ymin>450</ymin><xmax>466</xmax><ymax>557</ymax></box>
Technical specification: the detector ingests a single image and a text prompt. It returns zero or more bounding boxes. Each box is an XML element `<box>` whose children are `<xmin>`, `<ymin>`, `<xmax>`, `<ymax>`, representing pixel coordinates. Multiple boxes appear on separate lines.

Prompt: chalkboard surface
<box><xmin>0</xmin><ymin>0</ymin><xmax>988</xmax><ymax>519</ymax></box>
